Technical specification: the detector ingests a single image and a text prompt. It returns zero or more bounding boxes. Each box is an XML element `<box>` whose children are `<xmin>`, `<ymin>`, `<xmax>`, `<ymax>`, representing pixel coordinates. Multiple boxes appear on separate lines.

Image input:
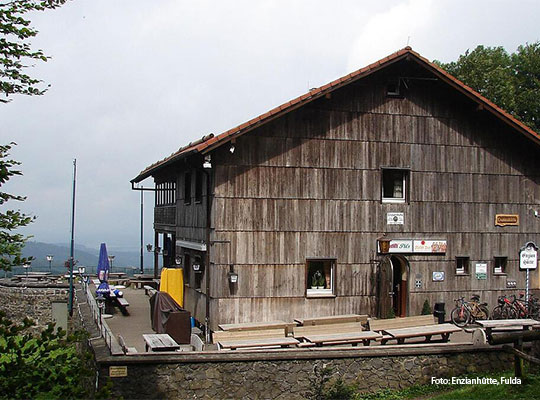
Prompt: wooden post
<box><xmin>154</xmin><ymin>231</ymin><xmax>159</xmax><ymax>279</ymax></box>
<box><xmin>514</xmin><ymin>338</ymin><xmax>524</xmax><ymax>378</ymax></box>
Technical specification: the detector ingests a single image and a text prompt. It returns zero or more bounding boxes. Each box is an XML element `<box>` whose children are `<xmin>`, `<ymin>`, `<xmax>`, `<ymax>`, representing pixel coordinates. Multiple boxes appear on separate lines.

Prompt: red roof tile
<box><xmin>132</xmin><ymin>47</ymin><xmax>540</xmax><ymax>183</ymax></box>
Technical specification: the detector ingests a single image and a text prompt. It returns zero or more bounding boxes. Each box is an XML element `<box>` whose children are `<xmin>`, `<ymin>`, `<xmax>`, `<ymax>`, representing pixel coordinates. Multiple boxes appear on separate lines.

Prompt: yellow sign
<box><xmin>109</xmin><ymin>366</ymin><xmax>128</xmax><ymax>378</ymax></box>
<box><xmin>495</xmin><ymin>214</ymin><xmax>519</xmax><ymax>227</ymax></box>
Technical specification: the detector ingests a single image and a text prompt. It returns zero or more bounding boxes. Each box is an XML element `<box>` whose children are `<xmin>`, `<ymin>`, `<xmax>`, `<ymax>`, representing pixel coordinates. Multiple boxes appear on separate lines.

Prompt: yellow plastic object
<box><xmin>159</xmin><ymin>268</ymin><xmax>184</xmax><ymax>307</ymax></box>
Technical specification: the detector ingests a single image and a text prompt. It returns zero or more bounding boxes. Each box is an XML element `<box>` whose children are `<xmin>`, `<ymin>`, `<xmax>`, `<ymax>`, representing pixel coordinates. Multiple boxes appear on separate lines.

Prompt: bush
<box><xmin>422</xmin><ymin>299</ymin><xmax>432</xmax><ymax>315</ymax></box>
<box><xmin>0</xmin><ymin>311</ymin><xmax>106</xmax><ymax>399</ymax></box>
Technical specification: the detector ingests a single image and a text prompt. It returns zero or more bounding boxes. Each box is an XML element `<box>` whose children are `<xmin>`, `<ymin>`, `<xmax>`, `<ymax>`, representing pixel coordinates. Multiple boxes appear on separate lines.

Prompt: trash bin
<box><xmin>434</xmin><ymin>302</ymin><xmax>445</xmax><ymax>324</ymax></box>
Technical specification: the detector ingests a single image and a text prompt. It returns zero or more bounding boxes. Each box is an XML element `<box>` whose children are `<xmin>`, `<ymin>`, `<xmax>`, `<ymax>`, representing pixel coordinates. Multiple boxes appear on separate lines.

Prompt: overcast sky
<box><xmin>2</xmin><ymin>0</ymin><xmax>539</xmax><ymax>253</ymax></box>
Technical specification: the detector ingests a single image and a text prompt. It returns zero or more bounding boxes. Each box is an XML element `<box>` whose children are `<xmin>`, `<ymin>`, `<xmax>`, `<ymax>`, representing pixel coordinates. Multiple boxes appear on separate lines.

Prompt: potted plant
<box><xmin>311</xmin><ymin>270</ymin><xmax>323</xmax><ymax>289</ymax></box>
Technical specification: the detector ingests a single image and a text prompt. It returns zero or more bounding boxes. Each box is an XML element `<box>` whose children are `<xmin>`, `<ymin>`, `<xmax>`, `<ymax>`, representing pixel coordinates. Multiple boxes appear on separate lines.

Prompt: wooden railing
<box><xmin>155</xmin><ymin>206</ymin><xmax>176</xmax><ymax>225</ymax></box>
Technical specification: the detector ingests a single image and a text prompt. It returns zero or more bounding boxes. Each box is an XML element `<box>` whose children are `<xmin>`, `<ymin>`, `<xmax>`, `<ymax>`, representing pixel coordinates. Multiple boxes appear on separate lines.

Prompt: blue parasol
<box><xmin>97</xmin><ymin>243</ymin><xmax>110</xmax><ymax>282</ymax></box>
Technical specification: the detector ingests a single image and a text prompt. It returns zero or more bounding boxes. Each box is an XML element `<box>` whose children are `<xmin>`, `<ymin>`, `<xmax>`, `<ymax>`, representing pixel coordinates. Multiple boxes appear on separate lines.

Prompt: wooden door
<box><xmin>377</xmin><ymin>257</ymin><xmax>393</xmax><ymax>318</ymax></box>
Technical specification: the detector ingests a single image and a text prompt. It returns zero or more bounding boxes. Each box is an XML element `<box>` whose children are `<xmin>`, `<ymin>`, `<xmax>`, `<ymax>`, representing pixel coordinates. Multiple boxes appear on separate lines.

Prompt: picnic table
<box><xmin>382</xmin><ymin>323</ymin><xmax>461</xmax><ymax>344</ymax></box>
<box><xmin>217</xmin><ymin>337</ymin><xmax>299</xmax><ymax>350</ymax></box>
<box><xmin>303</xmin><ymin>331</ymin><xmax>382</xmax><ymax>347</ymax></box>
<box><xmin>143</xmin><ymin>333</ymin><xmax>180</xmax><ymax>352</ymax></box>
<box><xmin>218</xmin><ymin>320</ymin><xmax>292</xmax><ymax>332</ymax></box>
<box><xmin>476</xmin><ymin>319</ymin><xmax>540</xmax><ymax>338</ymax></box>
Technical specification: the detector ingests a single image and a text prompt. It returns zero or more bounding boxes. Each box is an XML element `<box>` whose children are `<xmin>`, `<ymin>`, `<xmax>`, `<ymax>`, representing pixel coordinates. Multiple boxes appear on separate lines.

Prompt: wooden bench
<box><xmin>213</xmin><ymin>328</ymin><xmax>294</xmax><ymax>350</ymax></box>
<box><xmin>114</xmin><ymin>297</ymin><xmax>130</xmax><ymax>316</ymax></box>
<box><xmin>143</xmin><ymin>285</ymin><xmax>158</xmax><ymax>297</ymax></box>
<box><xmin>218</xmin><ymin>321</ymin><xmax>295</xmax><ymax>335</ymax></box>
<box><xmin>293</xmin><ymin>322</ymin><xmax>366</xmax><ymax>347</ymax></box>
<box><xmin>368</xmin><ymin>315</ymin><xmax>460</xmax><ymax>344</ymax></box>
<box><xmin>294</xmin><ymin>314</ymin><xmax>369</xmax><ymax>326</ymax></box>
<box><xmin>117</xmin><ymin>335</ymin><xmax>138</xmax><ymax>354</ymax></box>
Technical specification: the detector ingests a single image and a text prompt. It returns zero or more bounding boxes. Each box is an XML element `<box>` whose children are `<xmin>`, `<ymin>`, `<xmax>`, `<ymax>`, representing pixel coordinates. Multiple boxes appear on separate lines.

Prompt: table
<box><xmin>476</xmin><ymin>319</ymin><xmax>540</xmax><ymax>337</ymax></box>
<box><xmin>383</xmin><ymin>323</ymin><xmax>461</xmax><ymax>344</ymax></box>
<box><xmin>303</xmin><ymin>331</ymin><xmax>382</xmax><ymax>347</ymax></box>
<box><xmin>143</xmin><ymin>334</ymin><xmax>180</xmax><ymax>352</ymax></box>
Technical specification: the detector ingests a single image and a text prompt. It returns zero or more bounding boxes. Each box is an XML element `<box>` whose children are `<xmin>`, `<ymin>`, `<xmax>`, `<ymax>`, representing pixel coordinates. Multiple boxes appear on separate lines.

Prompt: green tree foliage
<box><xmin>0</xmin><ymin>311</ymin><xmax>95</xmax><ymax>399</ymax></box>
<box><xmin>421</xmin><ymin>299</ymin><xmax>432</xmax><ymax>315</ymax></box>
<box><xmin>0</xmin><ymin>0</ymin><xmax>67</xmax><ymax>103</ymax></box>
<box><xmin>0</xmin><ymin>142</ymin><xmax>34</xmax><ymax>271</ymax></box>
<box><xmin>437</xmin><ymin>42</ymin><xmax>540</xmax><ymax>133</ymax></box>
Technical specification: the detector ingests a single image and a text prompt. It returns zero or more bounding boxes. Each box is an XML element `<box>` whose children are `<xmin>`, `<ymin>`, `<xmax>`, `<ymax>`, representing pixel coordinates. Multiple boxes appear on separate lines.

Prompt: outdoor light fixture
<box><xmin>192</xmin><ymin>263</ymin><xmax>201</xmax><ymax>273</ymax></box>
<box><xmin>228</xmin><ymin>271</ymin><xmax>238</xmax><ymax>284</ymax></box>
<box><xmin>378</xmin><ymin>235</ymin><xmax>392</xmax><ymax>254</ymax></box>
<box><xmin>229</xmin><ymin>144</ymin><xmax>235</xmax><ymax>154</ymax></box>
<box><xmin>146</xmin><ymin>244</ymin><xmax>162</xmax><ymax>254</ymax></box>
<box><xmin>146</xmin><ymin>244</ymin><xmax>153</xmax><ymax>252</ymax></box>
<box><xmin>78</xmin><ymin>266</ymin><xmax>86</xmax><ymax>275</ymax></box>
<box><xmin>175</xmin><ymin>255</ymin><xmax>182</xmax><ymax>265</ymax></box>
<box><xmin>46</xmin><ymin>254</ymin><xmax>53</xmax><ymax>273</ymax></box>
<box><xmin>203</xmin><ymin>155</ymin><xmax>212</xmax><ymax>169</ymax></box>
<box><xmin>108</xmin><ymin>255</ymin><xmax>115</xmax><ymax>272</ymax></box>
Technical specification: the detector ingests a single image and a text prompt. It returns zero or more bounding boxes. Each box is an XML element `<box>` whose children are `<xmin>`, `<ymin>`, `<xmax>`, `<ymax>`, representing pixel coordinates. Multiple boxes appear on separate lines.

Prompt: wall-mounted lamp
<box><xmin>228</xmin><ymin>271</ymin><xmax>238</xmax><ymax>284</ymax></box>
<box><xmin>175</xmin><ymin>255</ymin><xmax>183</xmax><ymax>265</ymax></box>
<box><xmin>377</xmin><ymin>235</ymin><xmax>392</xmax><ymax>254</ymax></box>
<box><xmin>146</xmin><ymin>244</ymin><xmax>162</xmax><ymax>254</ymax></box>
<box><xmin>203</xmin><ymin>155</ymin><xmax>212</xmax><ymax>169</ymax></box>
<box><xmin>193</xmin><ymin>263</ymin><xmax>202</xmax><ymax>273</ymax></box>
<box><xmin>229</xmin><ymin>144</ymin><xmax>235</xmax><ymax>154</ymax></box>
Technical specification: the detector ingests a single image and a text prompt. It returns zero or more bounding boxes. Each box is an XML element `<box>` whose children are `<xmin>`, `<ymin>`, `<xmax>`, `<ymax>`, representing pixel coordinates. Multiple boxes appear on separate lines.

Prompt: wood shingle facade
<box><xmin>132</xmin><ymin>47</ymin><xmax>540</xmax><ymax>332</ymax></box>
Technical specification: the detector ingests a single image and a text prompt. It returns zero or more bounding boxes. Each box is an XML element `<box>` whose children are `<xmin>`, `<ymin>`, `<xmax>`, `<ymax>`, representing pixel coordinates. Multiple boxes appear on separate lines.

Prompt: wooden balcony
<box><xmin>154</xmin><ymin>206</ymin><xmax>176</xmax><ymax>226</ymax></box>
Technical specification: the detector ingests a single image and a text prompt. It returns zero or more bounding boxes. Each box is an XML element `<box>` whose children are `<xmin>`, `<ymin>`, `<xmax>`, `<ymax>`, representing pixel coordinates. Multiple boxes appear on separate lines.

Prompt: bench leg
<box><xmin>397</xmin><ymin>338</ymin><xmax>405</xmax><ymax>344</ymax></box>
<box><xmin>362</xmin><ymin>340</ymin><xmax>370</xmax><ymax>346</ymax></box>
<box><xmin>381</xmin><ymin>339</ymin><xmax>388</xmax><ymax>345</ymax></box>
<box><xmin>424</xmin><ymin>335</ymin><xmax>432</xmax><ymax>342</ymax></box>
<box><xmin>442</xmin><ymin>333</ymin><xmax>450</xmax><ymax>342</ymax></box>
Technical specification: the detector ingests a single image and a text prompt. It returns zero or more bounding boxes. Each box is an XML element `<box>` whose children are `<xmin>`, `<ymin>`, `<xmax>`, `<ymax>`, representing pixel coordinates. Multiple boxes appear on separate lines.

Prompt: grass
<box><xmin>353</xmin><ymin>370</ymin><xmax>540</xmax><ymax>400</ymax></box>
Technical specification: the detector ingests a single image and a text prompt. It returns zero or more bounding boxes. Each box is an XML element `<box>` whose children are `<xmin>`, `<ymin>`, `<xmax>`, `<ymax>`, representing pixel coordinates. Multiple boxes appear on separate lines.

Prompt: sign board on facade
<box><xmin>387</xmin><ymin>240</ymin><xmax>413</xmax><ymax>253</ymax></box>
<box><xmin>475</xmin><ymin>262</ymin><xmax>487</xmax><ymax>280</ymax></box>
<box><xmin>380</xmin><ymin>239</ymin><xmax>447</xmax><ymax>254</ymax></box>
<box><xmin>520</xmin><ymin>242</ymin><xmax>538</xmax><ymax>270</ymax></box>
<box><xmin>387</xmin><ymin>212</ymin><xmax>404</xmax><ymax>225</ymax></box>
<box><xmin>109</xmin><ymin>366</ymin><xmax>128</xmax><ymax>378</ymax></box>
<box><xmin>413</xmin><ymin>240</ymin><xmax>447</xmax><ymax>254</ymax></box>
<box><xmin>495</xmin><ymin>214</ymin><xmax>520</xmax><ymax>227</ymax></box>
<box><xmin>432</xmin><ymin>272</ymin><xmax>445</xmax><ymax>281</ymax></box>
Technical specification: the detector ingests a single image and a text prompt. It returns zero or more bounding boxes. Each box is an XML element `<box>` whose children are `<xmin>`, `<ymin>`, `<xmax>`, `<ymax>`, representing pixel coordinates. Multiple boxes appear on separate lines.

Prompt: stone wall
<box><xmin>0</xmin><ymin>282</ymin><xmax>69</xmax><ymax>332</ymax></box>
<box><xmin>97</xmin><ymin>349</ymin><xmax>512</xmax><ymax>399</ymax></box>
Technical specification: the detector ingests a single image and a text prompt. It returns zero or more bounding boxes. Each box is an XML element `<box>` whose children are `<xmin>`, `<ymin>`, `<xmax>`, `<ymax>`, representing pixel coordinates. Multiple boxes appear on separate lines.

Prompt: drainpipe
<box><xmin>202</xmin><ymin>168</ymin><xmax>212</xmax><ymax>343</ymax></box>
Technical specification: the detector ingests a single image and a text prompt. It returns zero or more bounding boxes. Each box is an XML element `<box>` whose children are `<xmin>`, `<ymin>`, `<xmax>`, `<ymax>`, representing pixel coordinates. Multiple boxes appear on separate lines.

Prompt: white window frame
<box><xmin>306</xmin><ymin>259</ymin><xmax>335</xmax><ymax>297</ymax></box>
<box><xmin>456</xmin><ymin>256</ymin><xmax>469</xmax><ymax>275</ymax></box>
<box><xmin>382</xmin><ymin>168</ymin><xmax>408</xmax><ymax>203</ymax></box>
<box><xmin>494</xmin><ymin>256</ymin><xmax>507</xmax><ymax>274</ymax></box>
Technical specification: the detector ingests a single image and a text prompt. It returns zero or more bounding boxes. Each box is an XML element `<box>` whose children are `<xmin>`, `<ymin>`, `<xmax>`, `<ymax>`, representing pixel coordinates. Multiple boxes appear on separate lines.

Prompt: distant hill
<box><xmin>21</xmin><ymin>241</ymin><xmax>153</xmax><ymax>269</ymax></box>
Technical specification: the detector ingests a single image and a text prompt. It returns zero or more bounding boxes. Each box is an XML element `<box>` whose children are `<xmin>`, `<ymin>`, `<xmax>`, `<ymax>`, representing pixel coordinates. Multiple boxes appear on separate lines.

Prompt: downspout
<box><xmin>202</xmin><ymin>168</ymin><xmax>212</xmax><ymax>343</ymax></box>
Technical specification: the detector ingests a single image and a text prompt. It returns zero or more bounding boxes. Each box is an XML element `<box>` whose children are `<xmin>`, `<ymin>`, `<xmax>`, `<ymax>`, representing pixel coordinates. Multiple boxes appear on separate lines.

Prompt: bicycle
<box><xmin>450</xmin><ymin>295</ymin><xmax>489</xmax><ymax>327</ymax></box>
<box><xmin>492</xmin><ymin>294</ymin><xmax>516</xmax><ymax>319</ymax></box>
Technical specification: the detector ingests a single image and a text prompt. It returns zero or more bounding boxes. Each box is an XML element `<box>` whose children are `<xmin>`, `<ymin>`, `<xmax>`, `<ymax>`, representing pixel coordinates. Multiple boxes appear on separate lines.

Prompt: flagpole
<box><xmin>68</xmin><ymin>159</ymin><xmax>77</xmax><ymax>317</ymax></box>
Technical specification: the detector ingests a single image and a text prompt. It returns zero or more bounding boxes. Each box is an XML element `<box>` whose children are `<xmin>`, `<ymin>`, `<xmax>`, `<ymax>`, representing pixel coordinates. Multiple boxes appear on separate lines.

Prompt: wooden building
<box><xmin>131</xmin><ymin>47</ymin><xmax>540</xmax><ymax>332</ymax></box>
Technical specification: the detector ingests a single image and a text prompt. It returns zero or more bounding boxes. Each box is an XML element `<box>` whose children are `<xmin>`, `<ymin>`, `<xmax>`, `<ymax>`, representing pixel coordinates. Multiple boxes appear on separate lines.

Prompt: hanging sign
<box><xmin>520</xmin><ymin>242</ymin><xmax>538</xmax><ymax>270</ymax></box>
<box><xmin>413</xmin><ymin>240</ymin><xmax>447</xmax><ymax>254</ymax></box>
<box><xmin>495</xmin><ymin>214</ymin><xmax>519</xmax><ymax>227</ymax></box>
<box><xmin>387</xmin><ymin>212</ymin><xmax>404</xmax><ymax>225</ymax></box>
<box><xmin>475</xmin><ymin>262</ymin><xmax>487</xmax><ymax>280</ymax></box>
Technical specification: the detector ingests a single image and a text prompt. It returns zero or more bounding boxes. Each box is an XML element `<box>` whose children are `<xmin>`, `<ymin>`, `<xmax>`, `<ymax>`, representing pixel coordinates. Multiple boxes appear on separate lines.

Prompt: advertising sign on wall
<box><xmin>413</xmin><ymin>240</ymin><xmax>447</xmax><ymax>254</ymax></box>
<box><xmin>475</xmin><ymin>262</ymin><xmax>487</xmax><ymax>280</ymax></box>
<box><xmin>387</xmin><ymin>212</ymin><xmax>404</xmax><ymax>225</ymax></box>
<box><xmin>387</xmin><ymin>240</ymin><xmax>413</xmax><ymax>253</ymax></box>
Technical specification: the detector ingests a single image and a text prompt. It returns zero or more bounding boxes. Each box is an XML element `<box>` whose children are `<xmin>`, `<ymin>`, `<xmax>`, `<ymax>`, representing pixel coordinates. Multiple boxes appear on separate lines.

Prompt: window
<box><xmin>456</xmin><ymin>257</ymin><xmax>470</xmax><ymax>275</ymax></box>
<box><xmin>195</xmin><ymin>171</ymin><xmax>203</xmax><ymax>203</ymax></box>
<box><xmin>183</xmin><ymin>253</ymin><xmax>191</xmax><ymax>286</ymax></box>
<box><xmin>386</xmin><ymin>78</ymin><xmax>402</xmax><ymax>97</ymax></box>
<box><xmin>155</xmin><ymin>181</ymin><xmax>176</xmax><ymax>206</ymax></box>
<box><xmin>306</xmin><ymin>259</ymin><xmax>335</xmax><ymax>296</ymax></box>
<box><xmin>184</xmin><ymin>172</ymin><xmax>192</xmax><ymax>205</ymax></box>
<box><xmin>382</xmin><ymin>168</ymin><xmax>408</xmax><ymax>203</ymax></box>
<box><xmin>494</xmin><ymin>256</ymin><xmax>507</xmax><ymax>274</ymax></box>
<box><xmin>193</xmin><ymin>256</ymin><xmax>204</xmax><ymax>290</ymax></box>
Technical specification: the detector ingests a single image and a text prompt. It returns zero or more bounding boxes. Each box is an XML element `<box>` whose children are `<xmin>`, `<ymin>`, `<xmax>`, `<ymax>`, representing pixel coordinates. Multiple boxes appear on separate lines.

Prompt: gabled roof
<box><xmin>132</xmin><ymin>47</ymin><xmax>540</xmax><ymax>183</ymax></box>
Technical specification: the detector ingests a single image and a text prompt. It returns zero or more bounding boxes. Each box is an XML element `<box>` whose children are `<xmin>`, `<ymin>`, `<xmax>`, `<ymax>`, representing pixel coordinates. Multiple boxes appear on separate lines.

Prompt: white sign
<box><xmin>413</xmin><ymin>240</ymin><xmax>447</xmax><ymax>254</ymax></box>
<box><xmin>520</xmin><ymin>244</ymin><xmax>538</xmax><ymax>270</ymax></box>
<box><xmin>387</xmin><ymin>212</ymin><xmax>404</xmax><ymax>225</ymax></box>
<box><xmin>475</xmin><ymin>262</ymin><xmax>487</xmax><ymax>280</ymax></box>
<box><xmin>387</xmin><ymin>240</ymin><xmax>413</xmax><ymax>253</ymax></box>
<box><xmin>432</xmin><ymin>272</ymin><xmax>445</xmax><ymax>281</ymax></box>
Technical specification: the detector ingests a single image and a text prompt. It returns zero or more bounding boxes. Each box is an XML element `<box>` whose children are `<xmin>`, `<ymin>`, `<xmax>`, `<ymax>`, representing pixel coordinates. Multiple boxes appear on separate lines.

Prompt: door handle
<box><xmin>388</xmin><ymin>292</ymin><xmax>395</xmax><ymax>296</ymax></box>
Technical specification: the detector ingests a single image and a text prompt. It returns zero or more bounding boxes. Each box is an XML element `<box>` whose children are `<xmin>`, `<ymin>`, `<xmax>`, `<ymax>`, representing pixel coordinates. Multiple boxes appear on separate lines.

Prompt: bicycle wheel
<box><xmin>476</xmin><ymin>305</ymin><xmax>489</xmax><ymax>320</ymax></box>
<box><xmin>502</xmin><ymin>305</ymin><xmax>517</xmax><ymax>319</ymax></box>
<box><xmin>451</xmin><ymin>307</ymin><xmax>470</xmax><ymax>327</ymax></box>
<box><xmin>492</xmin><ymin>305</ymin><xmax>503</xmax><ymax>320</ymax></box>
